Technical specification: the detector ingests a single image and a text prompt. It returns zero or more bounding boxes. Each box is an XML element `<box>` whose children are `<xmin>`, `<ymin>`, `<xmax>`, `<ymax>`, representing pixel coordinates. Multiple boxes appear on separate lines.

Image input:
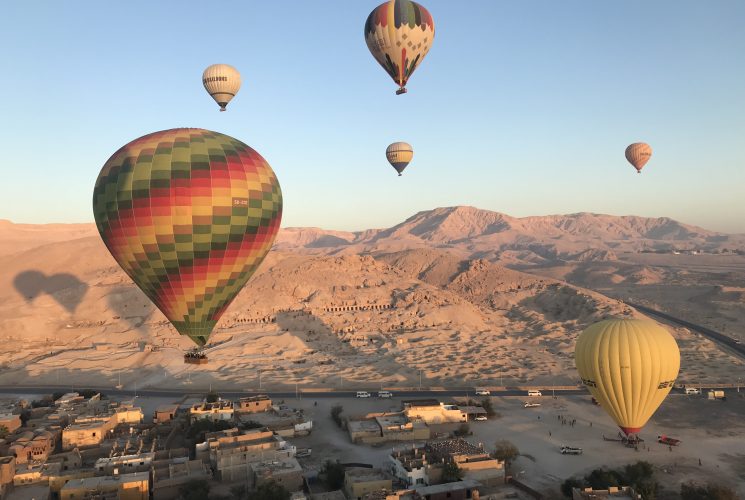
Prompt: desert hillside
<box><xmin>275</xmin><ymin>206</ymin><xmax>745</xmax><ymax>265</ymax></box>
<box><xmin>0</xmin><ymin>209</ymin><xmax>742</xmax><ymax>390</ymax></box>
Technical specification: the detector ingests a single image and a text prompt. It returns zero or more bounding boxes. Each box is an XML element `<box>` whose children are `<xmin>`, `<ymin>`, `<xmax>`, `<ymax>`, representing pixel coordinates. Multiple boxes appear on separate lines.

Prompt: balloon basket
<box><xmin>184</xmin><ymin>350</ymin><xmax>208</xmax><ymax>364</ymax></box>
<box><xmin>396</xmin><ymin>87</ymin><xmax>407</xmax><ymax>95</ymax></box>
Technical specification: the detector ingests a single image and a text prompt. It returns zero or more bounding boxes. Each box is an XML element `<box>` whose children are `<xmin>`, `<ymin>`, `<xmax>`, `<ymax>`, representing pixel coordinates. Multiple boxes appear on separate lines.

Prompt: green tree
<box><xmin>253</xmin><ymin>481</ymin><xmax>290</xmax><ymax>500</ymax></box>
<box><xmin>480</xmin><ymin>397</ymin><xmax>497</xmax><ymax>417</ymax></box>
<box><xmin>492</xmin><ymin>439</ymin><xmax>519</xmax><ymax>467</ymax></box>
<box><xmin>0</xmin><ymin>425</ymin><xmax>9</xmax><ymax>439</ymax></box>
<box><xmin>560</xmin><ymin>478</ymin><xmax>584</xmax><ymax>497</ymax></box>
<box><xmin>322</xmin><ymin>460</ymin><xmax>345</xmax><ymax>490</ymax></box>
<box><xmin>623</xmin><ymin>461</ymin><xmax>654</xmax><ymax>483</ymax></box>
<box><xmin>441</xmin><ymin>461</ymin><xmax>463</xmax><ymax>483</ymax></box>
<box><xmin>330</xmin><ymin>405</ymin><xmax>344</xmax><ymax>427</ymax></box>
<box><xmin>187</xmin><ymin>419</ymin><xmax>233</xmax><ymax>440</ymax></box>
<box><xmin>454</xmin><ymin>423</ymin><xmax>471</xmax><ymax>436</ymax></box>
<box><xmin>585</xmin><ymin>468</ymin><xmax>622</xmax><ymax>489</ymax></box>
<box><xmin>241</xmin><ymin>420</ymin><xmax>263</xmax><ymax>430</ymax></box>
<box><xmin>206</xmin><ymin>391</ymin><xmax>220</xmax><ymax>403</ymax></box>
<box><xmin>179</xmin><ymin>479</ymin><xmax>210</xmax><ymax>500</ymax></box>
<box><xmin>681</xmin><ymin>482</ymin><xmax>738</xmax><ymax>500</ymax></box>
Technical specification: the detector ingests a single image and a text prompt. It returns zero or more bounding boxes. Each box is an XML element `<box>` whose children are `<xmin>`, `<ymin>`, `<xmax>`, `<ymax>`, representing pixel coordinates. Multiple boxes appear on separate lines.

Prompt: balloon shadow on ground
<box><xmin>13</xmin><ymin>270</ymin><xmax>88</xmax><ymax>313</ymax></box>
<box><xmin>105</xmin><ymin>285</ymin><xmax>156</xmax><ymax>336</ymax></box>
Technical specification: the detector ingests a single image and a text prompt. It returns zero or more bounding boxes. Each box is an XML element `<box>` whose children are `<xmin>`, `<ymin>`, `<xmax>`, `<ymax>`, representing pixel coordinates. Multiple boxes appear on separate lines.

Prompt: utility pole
<box><xmin>419</xmin><ymin>370</ymin><xmax>422</xmax><ymax>391</ymax></box>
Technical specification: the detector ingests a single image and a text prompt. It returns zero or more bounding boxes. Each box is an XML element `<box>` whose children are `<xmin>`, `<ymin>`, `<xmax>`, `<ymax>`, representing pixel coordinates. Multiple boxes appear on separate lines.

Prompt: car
<box><xmin>527</xmin><ymin>390</ymin><xmax>542</xmax><ymax>397</ymax></box>
<box><xmin>295</xmin><ymin>448</ymin><xmax>312</xmax><ymax>458</ymax></box>
<box><xmin>474</xmin><ymin>415</ymin><xmax>488</xmax><ymax>421</ymax></box>
<box><xmin>684</xmin><ymin>387</ymin><xmax>701</xmax><ymax>395</ymax></box>
<box><xmin>475</xmin><ymin>389</ymin><xmax>490</xmax><ymax>396</ymax></box>
<box><xmin>524</xmin><ymin>402</ymin><xmax>541</xmax><ymax>408</ymax></box>
<box><xmin>560</xmin><ymin>446</ymin><xmax>583</xmax><ymax>455</ymax></box>
<box><xmin>377</xmin><ymin>391</ymin><xmax>393</xmax><ymax>398</ymax></box>
<box><xmin>355</xmin><ymin>391</ymin><xmax>371</xmax><ymax>398</ymax></box>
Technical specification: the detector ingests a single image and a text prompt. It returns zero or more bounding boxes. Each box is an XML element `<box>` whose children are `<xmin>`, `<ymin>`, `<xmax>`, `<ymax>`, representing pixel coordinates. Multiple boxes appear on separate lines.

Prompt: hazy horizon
<box><xmin>3</xmin><ymin>204</ymin><xmax>745</xmax><ymax>235</ymax></box>
<box><xmin>2</xmin><ymin>1</ymin><xmax>744</xmax><ymax>233</ymax></box>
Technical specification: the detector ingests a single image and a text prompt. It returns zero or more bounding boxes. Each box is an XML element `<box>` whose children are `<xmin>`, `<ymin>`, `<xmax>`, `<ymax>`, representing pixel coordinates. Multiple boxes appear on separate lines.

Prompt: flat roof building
<box><xmin>59</xmin><ymin>471</ymin><xmax>149</xmax><ymax>500</ymax></box>
<box><xmin>344</xmin><ymin>468</ymin><xmax>392</xmax><ymax>500</ymax></box>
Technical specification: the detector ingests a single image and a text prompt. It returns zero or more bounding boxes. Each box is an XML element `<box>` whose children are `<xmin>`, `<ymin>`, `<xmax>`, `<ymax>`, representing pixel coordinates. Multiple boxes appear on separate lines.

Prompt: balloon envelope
<box><xmin>386</xmin><ymin>142</ymin><xmax>414</xmax><ymax>175</ymax></box>
<box><xmin>92</xmin><ymin>128</ymin><xmax>282</xmax><ymax>347</ymax></box>
<box><xmin>575</xmin><ymin>319</ymin><xmax>680</xmax><ymax>435</ymax></box>
<box><xmin>203</xmin><ymin>64</ymin><xmax>242</xmax><ymax>111</ymax></box>
<box><xmin>625</xmin><ymin>142</ymin><xmax>652</xmax><ymax>173</ymax></box>
<box><xmin>364</xmin><ymin>0</ymin><xmax>435</xmax><ymax>94</ymax></box>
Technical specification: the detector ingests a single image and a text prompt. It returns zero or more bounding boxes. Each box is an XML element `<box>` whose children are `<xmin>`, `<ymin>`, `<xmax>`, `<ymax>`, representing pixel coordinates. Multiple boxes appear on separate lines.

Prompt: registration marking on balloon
<box><xmin>575</xmin><ymin>319</ymin><xmax>680</xmax><ymax>436</ymax></box>
<box><xmin>93</xmin><ymin>128</ymin><xmax>282</xmax><ymax>348</ymax></box>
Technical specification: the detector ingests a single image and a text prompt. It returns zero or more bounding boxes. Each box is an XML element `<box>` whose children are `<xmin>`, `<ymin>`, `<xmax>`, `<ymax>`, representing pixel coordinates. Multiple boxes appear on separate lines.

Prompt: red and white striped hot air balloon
<box><xmin>625</xmin><ymin>143</ymin><xmax>652</xmax><ymax>174</ymax></box>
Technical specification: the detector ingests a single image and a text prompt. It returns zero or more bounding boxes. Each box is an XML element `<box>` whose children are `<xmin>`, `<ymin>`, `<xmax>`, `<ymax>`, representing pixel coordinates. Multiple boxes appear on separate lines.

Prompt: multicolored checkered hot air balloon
<box><xmin>92</xmin><ymin>128</ymin><xmax>282</xmax><ymax>351</ymax></box>
<box><xmin>364</xmin><ymin>0</ymin><xmax>435</xmax><ymax>95</ymax></box>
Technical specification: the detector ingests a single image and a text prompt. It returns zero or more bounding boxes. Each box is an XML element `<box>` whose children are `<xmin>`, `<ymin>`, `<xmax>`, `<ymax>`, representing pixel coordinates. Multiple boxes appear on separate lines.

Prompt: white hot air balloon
<box><xmin>386</xmin><ymin>142</ymin><xmax>414</xmax><ymax>176</ymax></box>
<box><xmin>202</xmin><ymin>64</ymin><xmax>241</xmax><ymax>111</ymax></box>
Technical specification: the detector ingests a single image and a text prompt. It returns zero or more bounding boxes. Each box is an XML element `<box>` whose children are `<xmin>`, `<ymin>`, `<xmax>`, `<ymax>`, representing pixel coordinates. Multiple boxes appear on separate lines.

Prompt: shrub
<box><xmin>330</xmin><ymin>405</ymin><xmax>344</xmax><ymax>427</ymax></box>
<box><xmin>492</xmin><ymin>439</ymin><xmax>519</xmax><ymax>467</ymax></box>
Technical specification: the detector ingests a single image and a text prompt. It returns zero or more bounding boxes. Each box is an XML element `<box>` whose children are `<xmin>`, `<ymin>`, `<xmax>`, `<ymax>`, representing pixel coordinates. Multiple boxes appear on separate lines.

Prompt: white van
<box><xmin>377</xmin><ymin>391</ymin><xmax>393</xmax><ymax>398</ymax></box>
<box><xmin>685</xmin><ymin>387</ymin><xmax>701</xmax><ymax>395</ymax></box>
<box><xmin>527</xmin><ymin>390</ymin><xmax>542</xmax><ymax>397</ymax></box>
<box><xmin>356</xmin><ymin>391</ymin><xmax>371</xmax><ymax>398</ymax></box>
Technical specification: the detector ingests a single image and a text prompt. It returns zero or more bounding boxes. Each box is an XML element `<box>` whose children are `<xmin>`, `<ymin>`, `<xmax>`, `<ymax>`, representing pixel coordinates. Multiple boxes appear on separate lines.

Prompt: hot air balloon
<box><xmin>386</xmin><ymin>142</ymin><xmax>413</xmax><ymax>176</ymax></box>
<box><xmin>202</xmin><ymin>64</ymin><xmax>242</xmax><ymax>111</ymax></box>
<box><xmin>575</xmin><ymin>319</ymin><xmax>680</xmax><ymax>436</ymax></box>
<box><xmin>364</xmin><ymin>0</ymin><xmax>435</xmax><ymax>95</ymax></box>
<box><xmin>92</xmin><ymin>129</ymin><xmax>282</xmax><ymax>359</ymax></box>
<box><xmin>625</xmin><ymin>142</ymin><xmax>652</xmax><ymax>174</ymax></box>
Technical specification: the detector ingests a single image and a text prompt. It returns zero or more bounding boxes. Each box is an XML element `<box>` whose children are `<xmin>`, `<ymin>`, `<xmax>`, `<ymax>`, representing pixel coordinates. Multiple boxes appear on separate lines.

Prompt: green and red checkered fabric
<box><xmin>92</xmin><ymin>128</ymin><xmax>282</xmax><ymax>347</ymax></box>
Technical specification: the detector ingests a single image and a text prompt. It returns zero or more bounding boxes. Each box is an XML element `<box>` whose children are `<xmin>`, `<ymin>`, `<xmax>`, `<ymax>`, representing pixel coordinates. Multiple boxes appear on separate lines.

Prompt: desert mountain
<box><xmin>0</xmin><ymin>209</ymin><xmax>741</xmax><ymax>390</ymax></box>
<box><xmin>277</xmin><ymin>206</ymin><xmax>745</xmax><ymax>265</ymax></box>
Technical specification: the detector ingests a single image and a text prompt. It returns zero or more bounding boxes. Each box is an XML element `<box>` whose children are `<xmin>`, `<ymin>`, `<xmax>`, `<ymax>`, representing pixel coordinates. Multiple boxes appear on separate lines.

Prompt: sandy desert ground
<box><xmin>0</xmin><ymin>208</ymin><xmax>744</xmax><ymax>392</ymax></box>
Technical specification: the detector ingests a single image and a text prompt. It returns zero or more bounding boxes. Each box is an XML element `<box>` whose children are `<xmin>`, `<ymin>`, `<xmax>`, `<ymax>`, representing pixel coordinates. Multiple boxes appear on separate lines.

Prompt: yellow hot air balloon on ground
<box><xmin>575</xmin><ymin>319</ymin><xmax>680</xmax><ymax>436</ymax></box>
<box><xmin>625</xmin><ymin>142</ymin><xmax>652</xmax><ymax>174</ymax></box>
<box><xmin>202</xmin><ymin>64</ymin><xmax>242</xmax><ymax>111</ymax></box>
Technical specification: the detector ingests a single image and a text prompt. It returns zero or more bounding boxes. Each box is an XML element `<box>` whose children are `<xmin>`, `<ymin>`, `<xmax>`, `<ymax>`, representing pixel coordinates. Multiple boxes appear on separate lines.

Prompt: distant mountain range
<box><xmin>274</xmin><ymin>206</ymin><xmax>745</xmax><ymax>265</ymax></box>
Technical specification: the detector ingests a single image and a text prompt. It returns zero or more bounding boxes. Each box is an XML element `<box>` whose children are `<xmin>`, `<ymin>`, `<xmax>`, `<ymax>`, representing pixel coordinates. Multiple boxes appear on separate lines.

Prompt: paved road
<box><xmin>627</xmin><ymin>302</ymin><xmax>745</xmax><ymax>359</ymax></box>
<box><xmin>0</xmin><ymin>386</ymin><xmax>587</xmax><ymax>399</ymax></box>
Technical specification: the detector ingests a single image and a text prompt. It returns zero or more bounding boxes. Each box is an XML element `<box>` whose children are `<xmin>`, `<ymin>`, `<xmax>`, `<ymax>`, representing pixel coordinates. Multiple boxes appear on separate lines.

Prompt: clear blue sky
<box><xmin>1</xmin><ymin>1</ymin><xmax>744</xmax><ymax>232</ymax></box>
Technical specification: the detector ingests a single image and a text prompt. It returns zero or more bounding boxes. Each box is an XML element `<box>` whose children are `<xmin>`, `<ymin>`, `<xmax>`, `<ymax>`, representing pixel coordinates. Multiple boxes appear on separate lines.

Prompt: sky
<box><xmin>1</xmin><ymin>1</ymin><xmax>744</xmax><ymax>233</ymax></box>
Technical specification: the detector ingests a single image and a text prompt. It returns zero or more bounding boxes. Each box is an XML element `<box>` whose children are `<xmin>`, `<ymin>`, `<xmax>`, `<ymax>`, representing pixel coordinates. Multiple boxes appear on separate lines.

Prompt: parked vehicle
<box><xmin>356</xmin><ymin>391</ymin><xmax>371</xmax><ymax>398</ymax></box>
<box><xmin>684</xmin><ymin>387</ymin><xmax>701</xmax><ymax>395</ymax></box>
<box><xmin>524</xmin><ymin>402</ymin><xmax>541</xmax><ymax>408</ymax></box>
<box><xmin>475</xmin><ymin>389</ymin><xmax>490</xmax><ymax>396</ymax></box>
<box><xmin>708</xmin><ymin>390</ymin><xmax>726</xmax><ymax>400</ymax></box>
<box><xmin>560</xmin><ymin>446</ymin><xmax>583</xmax><ymax>455</ymax></box>
<box><xmin>591</xmin><ymin>397</ymin><xmax>600</xmax><ymax>405</ymax></box>
<box><xmin>527</xmin><ymin>390</ymin><xmax>542</xmax><ymax>397</ymax></box>
<box><xmin>658</xmin><ymin>435</ymin><xmax>680</xmax><ymax>446</ymax></box>
<box><xmin>295</xmin><ymin>448</ymin><xmax>312</xmax><ymax>457</ymax></box>
<box><xmin>377</xmin><ymin>391</ymin><xmax>393</xmax><ymax>398</ymax></box>
<box><xmin>474</xmin><ymin>415</ymin><xmax>488</xmax><ymax>421</ymax></box>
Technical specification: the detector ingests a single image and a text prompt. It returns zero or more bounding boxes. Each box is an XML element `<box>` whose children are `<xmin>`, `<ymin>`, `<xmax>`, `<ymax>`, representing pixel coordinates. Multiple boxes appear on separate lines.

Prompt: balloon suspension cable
<box><xmin>396</xmin><ymin>87</ymin><xmax>407</xmax><ymax>95</ymax></box>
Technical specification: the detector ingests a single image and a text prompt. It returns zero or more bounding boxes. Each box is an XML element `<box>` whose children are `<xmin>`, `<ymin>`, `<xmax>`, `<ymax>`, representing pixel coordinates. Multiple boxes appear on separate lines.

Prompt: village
<box><xmin>0</xmin><ymin>387</ymin><xmax>714</xmax><ymax>500</ymax></box>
